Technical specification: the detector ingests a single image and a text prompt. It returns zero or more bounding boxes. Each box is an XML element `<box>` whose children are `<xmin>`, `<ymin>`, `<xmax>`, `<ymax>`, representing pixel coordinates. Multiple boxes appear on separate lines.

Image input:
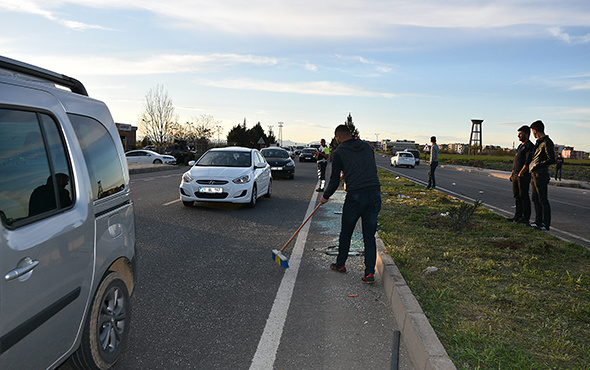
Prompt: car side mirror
<box><xmin>255</xmin><ymin>162</ymin><xmax>267</xmax><ymax>169</ymax></box>
<box><xmin>188</xmin><ymin>160</ymin><xmax>195</xmax><ymax>166</ymax></box>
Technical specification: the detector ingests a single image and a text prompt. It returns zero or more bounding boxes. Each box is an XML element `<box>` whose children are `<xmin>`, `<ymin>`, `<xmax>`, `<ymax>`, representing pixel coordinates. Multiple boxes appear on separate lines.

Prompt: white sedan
<box><xmin>179</xmin><ymin>147</ymin><xmax>272</xmax><ymax>208</ymax></box>
<box><xmin>391</xmin><ymin>151</ymin><xmax>416</xmax><ymax>168</ymax></box>
<box><xmin>125</xmin><ymin>149</ymin><xmax>176</xmax><ymax>165</ymax></box>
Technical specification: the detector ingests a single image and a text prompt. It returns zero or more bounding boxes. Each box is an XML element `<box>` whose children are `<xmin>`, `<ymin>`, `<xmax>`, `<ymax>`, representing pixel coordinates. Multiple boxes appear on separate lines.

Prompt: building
<box><xmin>116</xmin><ymin>123</ymin><xmax>137</xmax><ymax>151</ymax></box>
<box><xmin>562</xmin><ymin>149</ymin><xmax>588</xmax><ymax>159</ymax></box>
<box><xmin>448</xmin><ymin>143</ymin><xmax>468</xmax><ymax>154</ymax></box>
<box><xmin>388</xmin><ymin>139</ymin><xmax>419</xmax><ymax>153</ymax></box>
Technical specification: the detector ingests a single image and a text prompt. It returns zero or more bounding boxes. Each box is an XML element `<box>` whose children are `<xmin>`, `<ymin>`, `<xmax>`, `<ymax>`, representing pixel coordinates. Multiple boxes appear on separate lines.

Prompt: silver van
<box><xmin>0</xmin><ymin>56</ymin><xmax>135</xmax><ymax>369</ymax></box>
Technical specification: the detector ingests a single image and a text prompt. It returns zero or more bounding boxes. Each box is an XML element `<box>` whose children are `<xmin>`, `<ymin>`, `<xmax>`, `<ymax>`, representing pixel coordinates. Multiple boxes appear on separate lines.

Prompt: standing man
<box><xmin>320</xmin><ymin>125</ymin><xmax>381</xmax><ymax>283</ymax></box>
<box><xmin>316</xmin><ymin>138</ymin><xmax>330</xmax><ymax>192</ymax></box>
<box><xmin>529</xmin><ymin>120</ymin><xmax>556</xmax><ymax>231</ymax></box>
<box><xmin>555</xmin><ymin>153</ymin><xmax>564</xmax><ymax>181</ymax></box>
<box><xmin>426</xmin><ymin>136</ymin><xmax>439</xmax><ymax>190</ymax></box>
<box><xmin>507</xmin><ymin>125</ymin><xmax>535</xmax><ymax>224</ymax></box>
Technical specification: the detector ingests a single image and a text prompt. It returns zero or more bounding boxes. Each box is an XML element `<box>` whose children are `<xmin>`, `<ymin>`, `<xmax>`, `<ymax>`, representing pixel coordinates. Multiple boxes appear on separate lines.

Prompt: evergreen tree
<box><xmin>227</xmin><ymin>123</ymin><xmax>249</xmax><ymax>147</ymax></box>
<box><xmin>344</xmin><ymin>113</ymin><xmax>360</xmax><ymax>138</ymax></box>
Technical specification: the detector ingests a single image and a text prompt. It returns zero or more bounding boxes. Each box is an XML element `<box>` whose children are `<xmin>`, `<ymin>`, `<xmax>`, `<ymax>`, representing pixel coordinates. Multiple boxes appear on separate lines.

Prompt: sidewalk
<box><xmin>127</xmin><ymin>162</ymin><xmax>180</xmax><ymax>175</ymax></box>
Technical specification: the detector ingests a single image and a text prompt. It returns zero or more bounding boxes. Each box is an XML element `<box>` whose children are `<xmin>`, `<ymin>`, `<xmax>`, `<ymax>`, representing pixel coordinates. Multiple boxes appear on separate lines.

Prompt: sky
<box><xmin>1</xmin><ymin>0</ymin><xmax>589</xmax><ymax>151</ymax></box>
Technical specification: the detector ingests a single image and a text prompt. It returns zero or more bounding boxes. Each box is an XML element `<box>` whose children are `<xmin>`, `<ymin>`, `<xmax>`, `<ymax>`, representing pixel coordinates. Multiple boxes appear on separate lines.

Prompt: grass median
<box><xmin>377</xmin><ymin>168</ymin><xmax>590</xmax><ymax>369</ymax></box>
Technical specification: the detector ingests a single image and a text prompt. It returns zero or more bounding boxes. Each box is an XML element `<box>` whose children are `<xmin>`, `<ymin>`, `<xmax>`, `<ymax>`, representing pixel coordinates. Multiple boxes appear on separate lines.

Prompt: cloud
<box><xmin>549</xmin><ymin>27</ymin><xmax>590</xmax><ymax>44</ymax></box>
<box><xmin>202</xmin><ymin>78</ymin><xmax>398</xmax><ymax>98</ymax></box>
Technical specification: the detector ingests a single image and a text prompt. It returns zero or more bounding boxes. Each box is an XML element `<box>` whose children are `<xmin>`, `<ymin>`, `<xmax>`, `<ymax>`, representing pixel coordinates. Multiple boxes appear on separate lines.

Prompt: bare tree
<box><xmin>139</xmin><ymin>85</ymin><xmax>178</xmax><ymax>150</ymax></box>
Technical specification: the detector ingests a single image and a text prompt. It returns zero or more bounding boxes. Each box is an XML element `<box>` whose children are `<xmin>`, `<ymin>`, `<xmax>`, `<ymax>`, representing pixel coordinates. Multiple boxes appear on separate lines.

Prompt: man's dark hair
<box><xmin>335</xmin><ymin>124</ymin><xmax>351</xmax><ymax>137</ymax></box>
<box><xmin>430</xmin><ymin>136</ymin><xmax>436</xmax><ymax>143</ymax></box>
<box><xmin>518</xmin><ymin>125</ymin><xmax>531</xmax><ymax>135</ymax></box>
<box><xmin>530</xmin><ymin>120</ymin><xmax>545</xmax><ymax>132</ymax></box>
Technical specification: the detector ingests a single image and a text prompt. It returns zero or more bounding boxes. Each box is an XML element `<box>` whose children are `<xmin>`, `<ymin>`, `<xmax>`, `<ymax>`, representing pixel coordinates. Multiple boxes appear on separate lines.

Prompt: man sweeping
<box><xmin>320</xmin><ymin>125</ymin><xmax>381</xmax><ymax>283</ymax></box>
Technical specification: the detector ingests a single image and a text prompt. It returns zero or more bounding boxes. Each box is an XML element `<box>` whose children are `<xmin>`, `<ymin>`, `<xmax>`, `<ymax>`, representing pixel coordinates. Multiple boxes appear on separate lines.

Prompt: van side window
<box><xmin>0</xmin><ymin>109</ymin><xmax>74</xmax><ymax>227</ymax></box>
<box><xmin>69</xmin><ymin>114</ymin><xmax>125</xmax><ymax>200</ymax></box>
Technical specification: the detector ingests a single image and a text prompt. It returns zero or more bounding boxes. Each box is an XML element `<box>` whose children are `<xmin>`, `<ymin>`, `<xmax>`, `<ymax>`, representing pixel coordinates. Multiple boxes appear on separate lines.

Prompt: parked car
<box><xmin>179</xmin><ymin>147</ymin><xmax>271</xmax><ymax>208</ymax></box>
<box><xmin>294</xmin><ymin>145</ymin><xmax>305</xmax><ymax>156</ymax></box>
<box><xmin>391</xmin><ymin>151</ymin><xmax>416</xmax><ymax>168</ymax></box>
<box><xmin>404</xmin><ymin>149</ymin><xmax>421</xmax><ymax>165</ymax></box>
<box><xmin>299</xmin><ymin>148</ymin><xmax>318</xmax><ymax>162</ymax></box>
<box><xmin>0</xmin><ymin>55</ymin><xmax>135</xmax><ymax>369</ymax></box>
<box><xmin>262</xmin><ymin>147</ymin><xmax>295</xmax><ymax>179</ymax></box>
<box><xmin>126</xmin><ymin>149</ymin><xmax>176</xmax><ymax>165</ymax></box>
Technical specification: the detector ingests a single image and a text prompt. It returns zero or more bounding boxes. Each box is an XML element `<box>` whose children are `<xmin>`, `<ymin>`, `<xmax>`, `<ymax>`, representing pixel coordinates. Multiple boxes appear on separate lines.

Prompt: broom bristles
<box><xmin>272</xmin><ymin>249</ymin><xmax>289</xmax><ymax>269</ymax></box>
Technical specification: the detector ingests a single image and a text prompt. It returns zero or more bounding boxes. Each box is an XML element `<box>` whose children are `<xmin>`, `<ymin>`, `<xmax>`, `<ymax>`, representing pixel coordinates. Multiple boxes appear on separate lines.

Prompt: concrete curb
<box><xmin>375</xmin><ymin>236</ymin><xmax>456</xmax><ymax>370</ymax></box>
<box><xmin>127</xmin><ymin>164</ymin><xmax>180</xmax><ymax>175</ymax></box>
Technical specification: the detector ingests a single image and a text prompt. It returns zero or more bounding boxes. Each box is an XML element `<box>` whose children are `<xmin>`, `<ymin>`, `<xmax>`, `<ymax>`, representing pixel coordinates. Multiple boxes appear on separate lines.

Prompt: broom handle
<box><xmin>280</xmin><ymin>203</ymin><xmax>322</xmax><ymax>252</ymax></box>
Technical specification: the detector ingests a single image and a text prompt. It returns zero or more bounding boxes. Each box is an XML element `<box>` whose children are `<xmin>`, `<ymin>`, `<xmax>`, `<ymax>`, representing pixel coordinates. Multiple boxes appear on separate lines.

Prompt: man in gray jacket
<box><xmin>320</xmin><ymin>125</ymin><xmax>381</xmax><ymax>283</ymax></box>
<box><xmin>529</xmin><ymin>120</ymin><xmax>555</xmax><ymax>231</ymax></box>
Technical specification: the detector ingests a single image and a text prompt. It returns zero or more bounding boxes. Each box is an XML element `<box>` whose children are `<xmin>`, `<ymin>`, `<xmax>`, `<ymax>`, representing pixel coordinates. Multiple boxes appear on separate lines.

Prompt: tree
<box><xmin>139</xmin><ymin>85</ymin><xmax>178</xmax><ymax>150</ymax></box>
<box><xmin>248</xmin><ymin>122</ymin><xmax>267</xmax><ymax>148</ymax></box>
<box><xmin>227</xmin><ymin>123</ymin><xmax>249</xmax><ymax>147</ymax></box>
<box><xmin>344</xmin><ymin>113</ymin><xmax>360</xmax><ymax>138</ymax></box>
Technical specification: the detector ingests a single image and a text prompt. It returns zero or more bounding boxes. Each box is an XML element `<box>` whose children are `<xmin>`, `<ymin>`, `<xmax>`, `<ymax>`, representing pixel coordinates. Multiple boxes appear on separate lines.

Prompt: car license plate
<box><xmin>271</xmin><ymin>167</ymin><xmax>282</xmax><ymax>171</ymax></box>
<box><xmin>198</xmin><ymin>187</ymin><xmax>222</xmax><ymax>193</ymax></box>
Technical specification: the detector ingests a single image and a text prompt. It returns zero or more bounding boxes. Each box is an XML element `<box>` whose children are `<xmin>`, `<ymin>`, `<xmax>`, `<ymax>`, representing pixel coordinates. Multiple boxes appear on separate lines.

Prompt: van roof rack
<box><xmin>0</xmin><ymin>55</ymin><xmax>88</xmax><ymax>96</ymax></box>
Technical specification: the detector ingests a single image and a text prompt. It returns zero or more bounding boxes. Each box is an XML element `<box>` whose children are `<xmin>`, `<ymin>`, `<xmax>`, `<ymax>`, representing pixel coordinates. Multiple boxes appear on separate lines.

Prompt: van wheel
<box><xmin>249</xmin><ymin>185</ymin><xmax>257</xmax><ymax>208</ymax></box>
<box><xmin>69</xmin><ymin>272</ymin><xmax>130</xmax><ymax>370</ymax></box>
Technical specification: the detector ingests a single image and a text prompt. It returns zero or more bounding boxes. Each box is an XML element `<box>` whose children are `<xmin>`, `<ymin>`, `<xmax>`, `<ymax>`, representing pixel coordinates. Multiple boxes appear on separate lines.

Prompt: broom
<box><xmin>272</xmin><ymin>203</ymin><xmax>322</xmax><ymax>268</ymax></box>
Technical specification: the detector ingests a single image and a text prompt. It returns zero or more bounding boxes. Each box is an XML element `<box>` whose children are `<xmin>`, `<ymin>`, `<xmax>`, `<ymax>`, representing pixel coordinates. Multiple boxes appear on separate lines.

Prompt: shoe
<box><xmin>531</xmin><ymin>223</ymin><xmax>549</xmax><ymax>231</ymax></box>
<box><xmin>506</xmin><ymin>216</ymin><xmax>520</xmax><ymax>222</ymax></box>
<box><xmin>316</xmin><ymin>188</ymin><xmax>324</xmax><ymax>192</ymax></box>
<box><xmin>362</xmin><ymin>273</ymin><xmax>375</xmax><ymax>284</ymax></box>
<box><xmin>330</xmin><ymin>263</ymin><xmax>346</xmax><ymax>273</ymax></box>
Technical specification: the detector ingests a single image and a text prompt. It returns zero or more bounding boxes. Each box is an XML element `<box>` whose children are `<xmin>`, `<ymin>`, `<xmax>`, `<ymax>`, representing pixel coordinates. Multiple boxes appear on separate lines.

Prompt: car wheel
<box><xmin>411</xmin><ymin>165</ymin><xmax>415</xmax><ymax>169</ymax></box>
<box><xmin>182</xmin><ymin>200</ymin><xmax>194</xmax><ymax>207</ymax></box>
<box><xmin>264</xmin><ymin>179</ymin><xmax>272</xmax><ymax>198</ymax></box>
<box><xmin>153</xmin><ymin>159</ymin><xmax>162</xmax><ymax>164</ymax></box>
<box><xmin>299</xmin><ymin>158</ymin><xmax>302</xmax><ymax>162</ymax></box>
<box><xmin>290</xmin><ymin>173</ymin><xmax>294</xmax><ymax>179</ymax></box>
<box><xmin>69</xmin><ymin>272</ymin><xmax>130</xmax><ymax>370</ymax></box>
<box><xmin>249</xmin><ymin>184</ymin><xmax>257</xmax><ymax>208</ymax></box>
<box><xmin>390</xmin><ymin>162</ymin><xmax>393</xmax><ymax>166</ymax></box>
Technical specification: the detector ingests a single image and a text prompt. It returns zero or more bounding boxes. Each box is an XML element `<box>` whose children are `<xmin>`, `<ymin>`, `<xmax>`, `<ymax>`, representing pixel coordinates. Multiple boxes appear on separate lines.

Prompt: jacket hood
<box><xmin>338</xmin><ymin>138</ymin><xmax>365</xmax><ymax>152</ymax></box>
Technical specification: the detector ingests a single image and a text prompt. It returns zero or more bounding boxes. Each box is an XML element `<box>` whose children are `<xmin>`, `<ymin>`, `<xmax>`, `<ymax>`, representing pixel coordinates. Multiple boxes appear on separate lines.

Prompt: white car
<box><xmin>391</xmin><ymin>151</ymin><xmax>416</xmax><ymax>168</ymax></box>
<box><xmin>179</xmin><ymin>147</ymin><xmax>272</xmax><ymax>208</ymax></box>
<box><xmin>125</xmin><ymin>149</ymin><xmax>176</xmax><ymax>165</ymax></box>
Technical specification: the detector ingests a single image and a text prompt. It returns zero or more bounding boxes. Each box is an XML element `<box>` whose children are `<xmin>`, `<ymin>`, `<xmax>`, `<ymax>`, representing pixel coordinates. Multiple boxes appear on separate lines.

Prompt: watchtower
<box><xmin>469</xmin><ymin>119</ymin><xmax>483</xmax><ymax>154</ymax></box>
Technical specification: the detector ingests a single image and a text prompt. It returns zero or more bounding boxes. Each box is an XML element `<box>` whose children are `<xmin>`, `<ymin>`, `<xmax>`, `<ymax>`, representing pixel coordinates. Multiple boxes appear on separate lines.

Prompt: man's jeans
<box><xmin>512</xmin><ymin>174</ymin><xmax>531</xmax><ymax>221</ymax></box>
<box><xmin>531</xmin><ymin>171</ymin><xmax>551</xmax><ymax>227</ymax></box>
<box><xmin>427</xmin><ymin>161</ymin><xmax>438</xmax><ymax>188</ymax></box>
<box><xmin>337</xmin><ymin>189</ymin><xmax>382</xmax><ymax>275</ymax></box>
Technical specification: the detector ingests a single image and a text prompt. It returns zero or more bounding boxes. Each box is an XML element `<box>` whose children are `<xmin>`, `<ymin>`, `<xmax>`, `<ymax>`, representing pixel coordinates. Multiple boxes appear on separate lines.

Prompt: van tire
<box><xmin>69</xmin><ymin>272</ymin><xmax>130</xmax><ymax>370</ymax></box>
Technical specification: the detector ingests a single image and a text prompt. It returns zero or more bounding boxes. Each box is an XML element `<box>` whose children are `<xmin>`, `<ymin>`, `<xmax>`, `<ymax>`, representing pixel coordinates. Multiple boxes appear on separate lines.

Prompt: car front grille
<box><xmin>195</xmin><ymin>192</ymin><xmax>229</xmax><ymax>199</ymax></box>
<box><xmin>196</xmin><ymin>180</ymin><xmax>229</xmax><ymax>185</ymax></box>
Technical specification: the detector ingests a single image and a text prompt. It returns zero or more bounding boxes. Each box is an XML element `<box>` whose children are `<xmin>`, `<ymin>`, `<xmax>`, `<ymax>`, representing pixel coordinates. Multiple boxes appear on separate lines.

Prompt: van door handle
<box><xmin>5</xmin><ymin>257</ymin><xmax>39</xmax><ymax>281</ymax></box>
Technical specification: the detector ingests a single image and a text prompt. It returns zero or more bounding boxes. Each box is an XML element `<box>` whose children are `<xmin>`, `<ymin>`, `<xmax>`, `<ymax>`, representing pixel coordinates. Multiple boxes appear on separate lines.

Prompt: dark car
<box><xmin>404</xmin><ymin>149</ymin><xmax>421</xmax><ymax>165</ymax></box>
<box><xmin>261</xmin><ymin>148</ymin><xmax>295</xmax><ymax>179</ymax></box>
<box><xmin>299</xmin><ymin>148</ymin><xmax>318</xmax><ymax>162</ymax></box>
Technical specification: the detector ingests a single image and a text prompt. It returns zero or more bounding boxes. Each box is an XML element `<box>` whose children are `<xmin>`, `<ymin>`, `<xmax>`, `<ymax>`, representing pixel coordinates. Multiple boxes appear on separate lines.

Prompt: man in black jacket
<box><xmin>507</xmin><ymin>125</ymin><xmax>535</xmax><ymax>224</ymax></box>
<box><xmin>320</xmin><ymin>125</ymin><xmax>381</xmax><ymax>283</ymax></box>
<box><xmin>529</xmin><ymin>120</ymin><xmax>556</xmax><ymax>231</ymax></box>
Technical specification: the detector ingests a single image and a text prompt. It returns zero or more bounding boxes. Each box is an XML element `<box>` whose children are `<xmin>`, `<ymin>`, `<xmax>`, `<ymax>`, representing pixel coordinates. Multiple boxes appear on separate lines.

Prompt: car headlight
<box><xmin>182</xmin><ymin>172</ymin><xmax>194</xmax><ymax>183</ymax></box>
<box><xmin>233</xmin><ymin>174</ymin><xmax>251</xmax><ymax>184</ymax></box>
<box><xmin>285</xmin><ymin>160</ymin><xmax>294</xmax><ymax>167</ymax></box>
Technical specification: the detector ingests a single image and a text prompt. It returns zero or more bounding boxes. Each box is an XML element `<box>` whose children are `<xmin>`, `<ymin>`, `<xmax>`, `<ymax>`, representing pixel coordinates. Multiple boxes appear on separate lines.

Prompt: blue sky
<box><xmin>1</xmin><ymin>0</ymin><xmax>589</xmax><ymax>151</ymax></box>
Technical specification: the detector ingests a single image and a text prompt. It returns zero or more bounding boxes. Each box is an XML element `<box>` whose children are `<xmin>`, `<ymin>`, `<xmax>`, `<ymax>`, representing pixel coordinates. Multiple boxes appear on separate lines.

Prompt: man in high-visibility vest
<box><xmin>316</xmin><ymin>138</ymin><xmax>330</xmax><ymax>191</ymax></box>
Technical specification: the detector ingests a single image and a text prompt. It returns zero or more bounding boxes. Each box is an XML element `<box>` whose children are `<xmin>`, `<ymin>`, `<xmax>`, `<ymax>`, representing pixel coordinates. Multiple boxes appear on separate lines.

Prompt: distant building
<box><xmin>388</xmin><ymin>139</ymin><xmax>419</xmax><ymax>153</ymax></box>
<box><xmin>562</xmin><ymin>149</ymin><xmax>588</xmax><ymax>159</ymax></box>
<box><xmin>448</xmin><ymin>143</ymin><xmax>468</xmax><ymax>154</ymax></box>
<box><xmin>116</xmin><ymin>123</ymin><xmax>137</xmax><ymax>151</ymax></box>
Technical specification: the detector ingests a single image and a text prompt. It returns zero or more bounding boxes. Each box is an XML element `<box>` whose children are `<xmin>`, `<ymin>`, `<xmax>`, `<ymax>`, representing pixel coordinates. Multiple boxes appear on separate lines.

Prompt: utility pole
<box><xmin>278</xmin><ymin>121</ymin><xmax>284</xmax><ymax>147</ymax></box>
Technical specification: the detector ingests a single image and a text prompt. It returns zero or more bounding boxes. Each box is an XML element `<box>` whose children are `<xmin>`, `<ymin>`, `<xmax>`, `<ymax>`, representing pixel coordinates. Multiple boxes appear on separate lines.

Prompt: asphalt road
<box><xmin>108</xmin><ymin>161</ymin><xmax>414</xmax><ymax>369</ymax></box>
<box><xmin>375</xmin><ymin>155</ymin><xmax>590</xmax><ymax>249</ymax></box>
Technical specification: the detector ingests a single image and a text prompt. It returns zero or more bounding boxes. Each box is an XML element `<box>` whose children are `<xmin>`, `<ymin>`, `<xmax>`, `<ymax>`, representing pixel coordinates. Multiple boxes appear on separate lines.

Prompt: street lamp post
<box><xmin>278</xmin><ymin>122</ymin><xmax>283</xmax><ymax>147</ymax></box>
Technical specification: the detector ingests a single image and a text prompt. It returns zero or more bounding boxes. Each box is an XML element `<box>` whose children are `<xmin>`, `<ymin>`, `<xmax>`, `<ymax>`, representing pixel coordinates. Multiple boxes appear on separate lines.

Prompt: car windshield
<box><xmin>262</xmin><ymin>149</ymin><xmax>289</xmax><ymax>159</ymax></box>
<box><xmin>197</xmin><ymin>151</ymin><xmax>251</xmax><ymax>167</ymax></box>
<box><xmin>303</xmin><ymin>149</ymin><xmax>315</xmax><ymax>153</ymax></box>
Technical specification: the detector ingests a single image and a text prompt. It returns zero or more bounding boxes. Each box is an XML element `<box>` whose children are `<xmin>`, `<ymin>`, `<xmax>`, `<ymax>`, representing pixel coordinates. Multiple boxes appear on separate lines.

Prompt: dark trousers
<box><xmin>427</xmin><ymin>161</ymin><xmax>438</xmax><ymax>188</ymax></box>
<box><xmin>531</xmin><ymin>172</ymin><xmax>551</xmax><ymax>227</ymax></box>
<box><xmin>337</xmin><ymin>190</ymin><xmax>381</xmax><ymax>275</ymax></box>
<box><xmin>317</xmin><ymin>161</ymin><xmax>327</xmax><ymax>181</ymax></box>
<box><xmin>555</xmin><ymin>166</ymin><xmax>562</xmax><ymax>180</ymax></box>
<box><xmin>512</xmin><ymin>175</ymin><xmax>531</xmax><ymax>221</ymax></box>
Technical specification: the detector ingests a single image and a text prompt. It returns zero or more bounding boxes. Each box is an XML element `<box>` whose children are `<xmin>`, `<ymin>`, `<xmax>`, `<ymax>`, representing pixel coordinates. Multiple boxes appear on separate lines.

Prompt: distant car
<box><xmin>294</xmin><ymin>145</ymin><xmax>304</xmax><ymax>156</ymax></box>
<box><xmin>404</xmin><ymin>149</ymin><xmax>421</xmax><ymax>165</ymax></box>
<box><xmin>299</xmin><ymin>148</ymin><xmax>318</xmax><ymax>162</ymax></box>
<box><xmin>281</xmin><ymin>146</ymin><xmax>295</xmax><ymax>159</ymax></box>
<box><xmin>391</xmin><ymin>151</ymin><xmax>416</xmax><ymax>168</ymax></box>
<box><xmin>262</xmin><ymin>148</ymin><xmax>295</xmax><ymax>179</ymax></box>
<box><xmin>179</xmin><ymin>147</ymin><xmax>272</xmax><ymax>208</ymax></box>
<box><xmin>126</xmin><ymin>149</ymin><xmax>176</xmax><ymax>165</ymax></box>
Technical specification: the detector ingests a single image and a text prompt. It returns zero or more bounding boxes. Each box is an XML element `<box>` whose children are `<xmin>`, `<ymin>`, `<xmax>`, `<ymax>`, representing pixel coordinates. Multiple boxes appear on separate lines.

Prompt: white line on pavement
<box><xmin>163</xmin><ymin>199</ymin><xmax>181</xmax><ymax>206</ymax></box>
<box><xmin>249</xmin><ymin>190</ymin><xmax>320</xmax><ymax>370</ymax></box>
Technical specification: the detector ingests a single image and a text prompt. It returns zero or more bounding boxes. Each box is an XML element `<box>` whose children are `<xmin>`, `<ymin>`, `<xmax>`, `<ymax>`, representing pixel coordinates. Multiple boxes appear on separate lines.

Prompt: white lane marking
<box><xmin>163</xmin><ymin>199</ymin><xmax>181</xmax><ymax>206</ymax></box>
<box><xmin>249</xmin><ymin>191</ymin><xmax>320</xmax><ymax>369</ymax></box>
